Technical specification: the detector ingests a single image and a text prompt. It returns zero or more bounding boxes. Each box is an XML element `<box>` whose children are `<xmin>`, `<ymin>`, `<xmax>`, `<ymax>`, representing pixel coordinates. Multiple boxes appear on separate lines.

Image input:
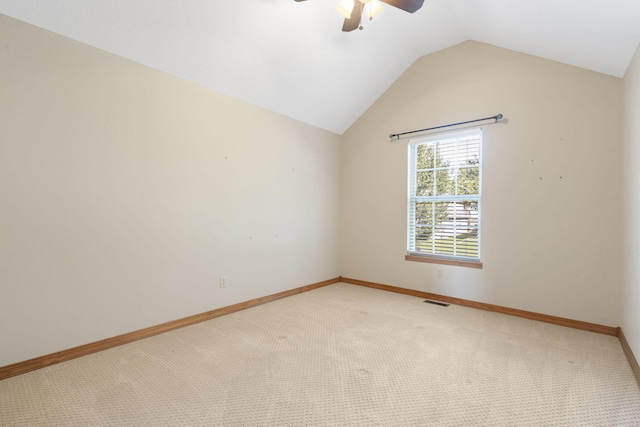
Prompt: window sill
<box><xmin>405</xmin><ymin>254</ymin><xmax>483</xmax><ymax>269</ymax></box>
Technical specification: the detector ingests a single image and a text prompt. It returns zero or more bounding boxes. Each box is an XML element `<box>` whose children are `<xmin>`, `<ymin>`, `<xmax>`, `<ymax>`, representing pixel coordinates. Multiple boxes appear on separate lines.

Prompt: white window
<box><xmin>407</xmin><ymin>129</ymin><xmax>482</xmax><ymax>263</ymax></box>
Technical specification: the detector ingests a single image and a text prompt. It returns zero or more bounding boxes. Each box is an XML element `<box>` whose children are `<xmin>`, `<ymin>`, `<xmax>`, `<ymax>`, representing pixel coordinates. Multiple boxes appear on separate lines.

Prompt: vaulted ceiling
<box><xmin>1</xmin><ymin>0</ymin><xmax>640</xmax><ymax>134</ymax></box>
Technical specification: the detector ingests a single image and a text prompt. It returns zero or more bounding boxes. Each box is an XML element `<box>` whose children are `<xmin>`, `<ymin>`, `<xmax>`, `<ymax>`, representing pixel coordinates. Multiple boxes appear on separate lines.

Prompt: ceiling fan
<box><xmin>295</xmin><ymin>0</ymin><xmax>424</xmax><ymax>32</ymax></box>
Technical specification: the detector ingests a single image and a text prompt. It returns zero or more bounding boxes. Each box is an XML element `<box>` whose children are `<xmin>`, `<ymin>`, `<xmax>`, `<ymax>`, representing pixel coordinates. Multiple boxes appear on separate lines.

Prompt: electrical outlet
<box><xmin>437</xmin><ymin>269</ymin><xmax>443</xmax><ymax>279</ymax></box>
<box><xmin>220</xmin><ymin>276</ymin><xmax>227</xmax><ymax>288</ymax></box>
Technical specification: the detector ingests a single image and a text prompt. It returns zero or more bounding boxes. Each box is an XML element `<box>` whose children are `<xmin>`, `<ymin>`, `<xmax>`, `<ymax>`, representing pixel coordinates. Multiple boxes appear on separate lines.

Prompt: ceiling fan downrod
<box><xmin>294</xmin><ymin>0</ymin><xmax>424</xmax><ymax>32</ymax></box>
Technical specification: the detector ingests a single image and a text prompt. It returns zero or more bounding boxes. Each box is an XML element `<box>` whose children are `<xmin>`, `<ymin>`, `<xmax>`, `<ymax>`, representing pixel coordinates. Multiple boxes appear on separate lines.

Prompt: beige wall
<box><xmin>0</xmin><ymin>15</ymin><xmax>340</xmax><ymax>367</ymax></box>
<box><xmin>623</xmin><ymin>43</ymin><xmax>640</xmax><ymax>359</ymax></box>
<box><xmin>340</xmin><ymin>41</ymin><xmax>624</xmax><ymax>327</ymax></box>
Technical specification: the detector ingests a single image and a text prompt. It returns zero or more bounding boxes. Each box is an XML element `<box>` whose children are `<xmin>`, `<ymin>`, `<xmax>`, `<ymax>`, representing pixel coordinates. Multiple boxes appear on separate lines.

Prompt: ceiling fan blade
<box><xmin>380</xmin><ymin>0</ymin><xmax>424</xmax><ymax>13</ymax></box>
<box><xmin>342</xmin><ymin>0</ymin><xmax>364</xmax><ymax>32</ymax></box>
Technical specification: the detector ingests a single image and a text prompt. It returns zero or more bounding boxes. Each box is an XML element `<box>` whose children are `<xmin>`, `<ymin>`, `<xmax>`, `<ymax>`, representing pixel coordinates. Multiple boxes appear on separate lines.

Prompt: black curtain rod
<box><xmin>389</xmin><ymin>114</ymin><xmax>503</xmax><ymax>140</ymax></box>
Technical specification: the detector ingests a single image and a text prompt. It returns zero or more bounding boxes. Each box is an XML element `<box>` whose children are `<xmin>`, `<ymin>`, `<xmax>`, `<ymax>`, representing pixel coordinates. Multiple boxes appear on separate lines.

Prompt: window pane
<box><xmin>415</xmin><ymin>226</ymin><xmax>433</xmax><ymax>252</ymax></box>
<box><xmin>416</xmin><ymin>171</ymin><xmax>434</xmax><ymax>196</ymax></box>
<box><xmin>435</xmin><ymin>140</ymin><xmax>455</xmax><ymax>168</ymax></box>
<box><xmin>434</xmin><ymin>226</ymin><xmax>455</xmax><ymax>255</ymax></box>
<box><xmin>457</xmin><ymin>167</ymin><xmax>479</xmax><ymax>195</ymax></box>
<box><xmin>452</xmin><ymin>201</ymin><xmax>479</xmax><ymax>228</ymax></box>
<box><xmin>416</xmin><ymin>144</ymin><xmax>435</xmax><ymax>169</ymax></box>
<box><xmin>455</xmin><ymin>137</ymin><xmax>481</xmax><ymax>167</ymax></box>
<box><xmin>435</xmin><ymin>169</ymin><xmax>454</xmax><ymax>196</ymax></box>
<box><xmin>415</xmin><ymin>202</ymin><xmax>433</xmax><ymax>225</ymax></box>
<box><xmin>433</xmin><ymin>202</ymin><xmax>450</xmax><ymax>226</ymax></box>
<box><xmin>455</xmin><ymin>228</ymin><xmax>479</xmax><ymax>258</ymax></box>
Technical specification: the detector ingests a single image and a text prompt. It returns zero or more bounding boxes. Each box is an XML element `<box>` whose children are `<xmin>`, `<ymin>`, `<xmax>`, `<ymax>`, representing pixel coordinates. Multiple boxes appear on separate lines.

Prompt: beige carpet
<box><xmin>1</xmin><ymin>282</ymin><xmax>639</xmax><ymax>426</ymax></box>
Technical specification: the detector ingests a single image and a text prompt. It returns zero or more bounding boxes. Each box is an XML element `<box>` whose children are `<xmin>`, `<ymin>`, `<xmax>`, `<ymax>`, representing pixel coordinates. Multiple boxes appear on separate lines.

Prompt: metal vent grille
<box><xmin>424</xmin><ymin>300</ymin><xmax>450</xmax><ymax>307</ymax></box>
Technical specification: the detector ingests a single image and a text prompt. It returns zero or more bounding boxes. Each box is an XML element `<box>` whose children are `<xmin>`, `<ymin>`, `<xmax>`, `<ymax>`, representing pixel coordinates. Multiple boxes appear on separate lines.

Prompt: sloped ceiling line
<box><xmin>1</xmin><ymin>0</ymin><xmax>639</xmax><ymax>134</ymax></box>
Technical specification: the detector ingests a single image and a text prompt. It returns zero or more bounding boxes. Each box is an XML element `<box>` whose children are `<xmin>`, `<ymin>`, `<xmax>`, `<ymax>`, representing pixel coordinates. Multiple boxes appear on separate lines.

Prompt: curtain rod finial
<box><xmin>496</xmin><ymin>114</ymin><xmax>503</xmax><ymax>120</ymax></box>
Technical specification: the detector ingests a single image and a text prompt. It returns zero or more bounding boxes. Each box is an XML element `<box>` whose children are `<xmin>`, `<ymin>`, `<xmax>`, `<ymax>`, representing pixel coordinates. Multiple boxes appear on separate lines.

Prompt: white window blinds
<box><xmin>408</xmin><ymin>129</ymin><xmax>482</xmax><ymax>261</ymax></box>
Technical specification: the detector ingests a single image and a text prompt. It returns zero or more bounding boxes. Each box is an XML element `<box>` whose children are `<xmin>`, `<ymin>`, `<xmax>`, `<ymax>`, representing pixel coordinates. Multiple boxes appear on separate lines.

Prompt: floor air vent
<box><xmin>424</xmin><ymin>300</ymin><xmax>450</xmax><ymax>307</ymax></box>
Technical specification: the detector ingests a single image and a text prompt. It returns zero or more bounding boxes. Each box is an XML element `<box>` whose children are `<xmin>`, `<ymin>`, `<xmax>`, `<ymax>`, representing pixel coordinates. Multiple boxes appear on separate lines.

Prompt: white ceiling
<box><xmin>1</xmin><ymin>0</ymin><xmax>640</xmax><ymax>134</ymax></box>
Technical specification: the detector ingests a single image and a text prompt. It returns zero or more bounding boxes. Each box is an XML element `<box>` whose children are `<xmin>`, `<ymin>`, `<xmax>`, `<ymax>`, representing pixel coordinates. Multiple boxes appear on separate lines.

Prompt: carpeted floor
<box><xmin>1</xmin><ymin>282</ymin><xmax>639</xmax><ymax>426</ymax></box>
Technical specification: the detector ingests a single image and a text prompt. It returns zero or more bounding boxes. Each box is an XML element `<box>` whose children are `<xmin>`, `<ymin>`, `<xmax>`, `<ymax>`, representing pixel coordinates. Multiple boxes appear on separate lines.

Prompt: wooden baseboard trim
<box><xmin>339</xmin><ymin>277</ymin><xmax>618</xmax><ymax>336</ymax></box>
<box><xmin>617</xmin><ymin>328</ymin><xmax>640</xmax><ymax>385</ymax></box>
<box><xmin>0</xmin><ymin>277</ymin><xmax>341</xmax><ymax>381</ymax></box>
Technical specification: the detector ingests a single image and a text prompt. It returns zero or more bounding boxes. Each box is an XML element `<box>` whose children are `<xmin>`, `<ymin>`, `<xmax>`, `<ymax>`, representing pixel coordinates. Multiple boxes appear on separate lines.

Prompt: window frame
<box><xmin>406</xmin><ymin>128</ymin><xmax>483</xmax><ymax>269</ymax></box>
